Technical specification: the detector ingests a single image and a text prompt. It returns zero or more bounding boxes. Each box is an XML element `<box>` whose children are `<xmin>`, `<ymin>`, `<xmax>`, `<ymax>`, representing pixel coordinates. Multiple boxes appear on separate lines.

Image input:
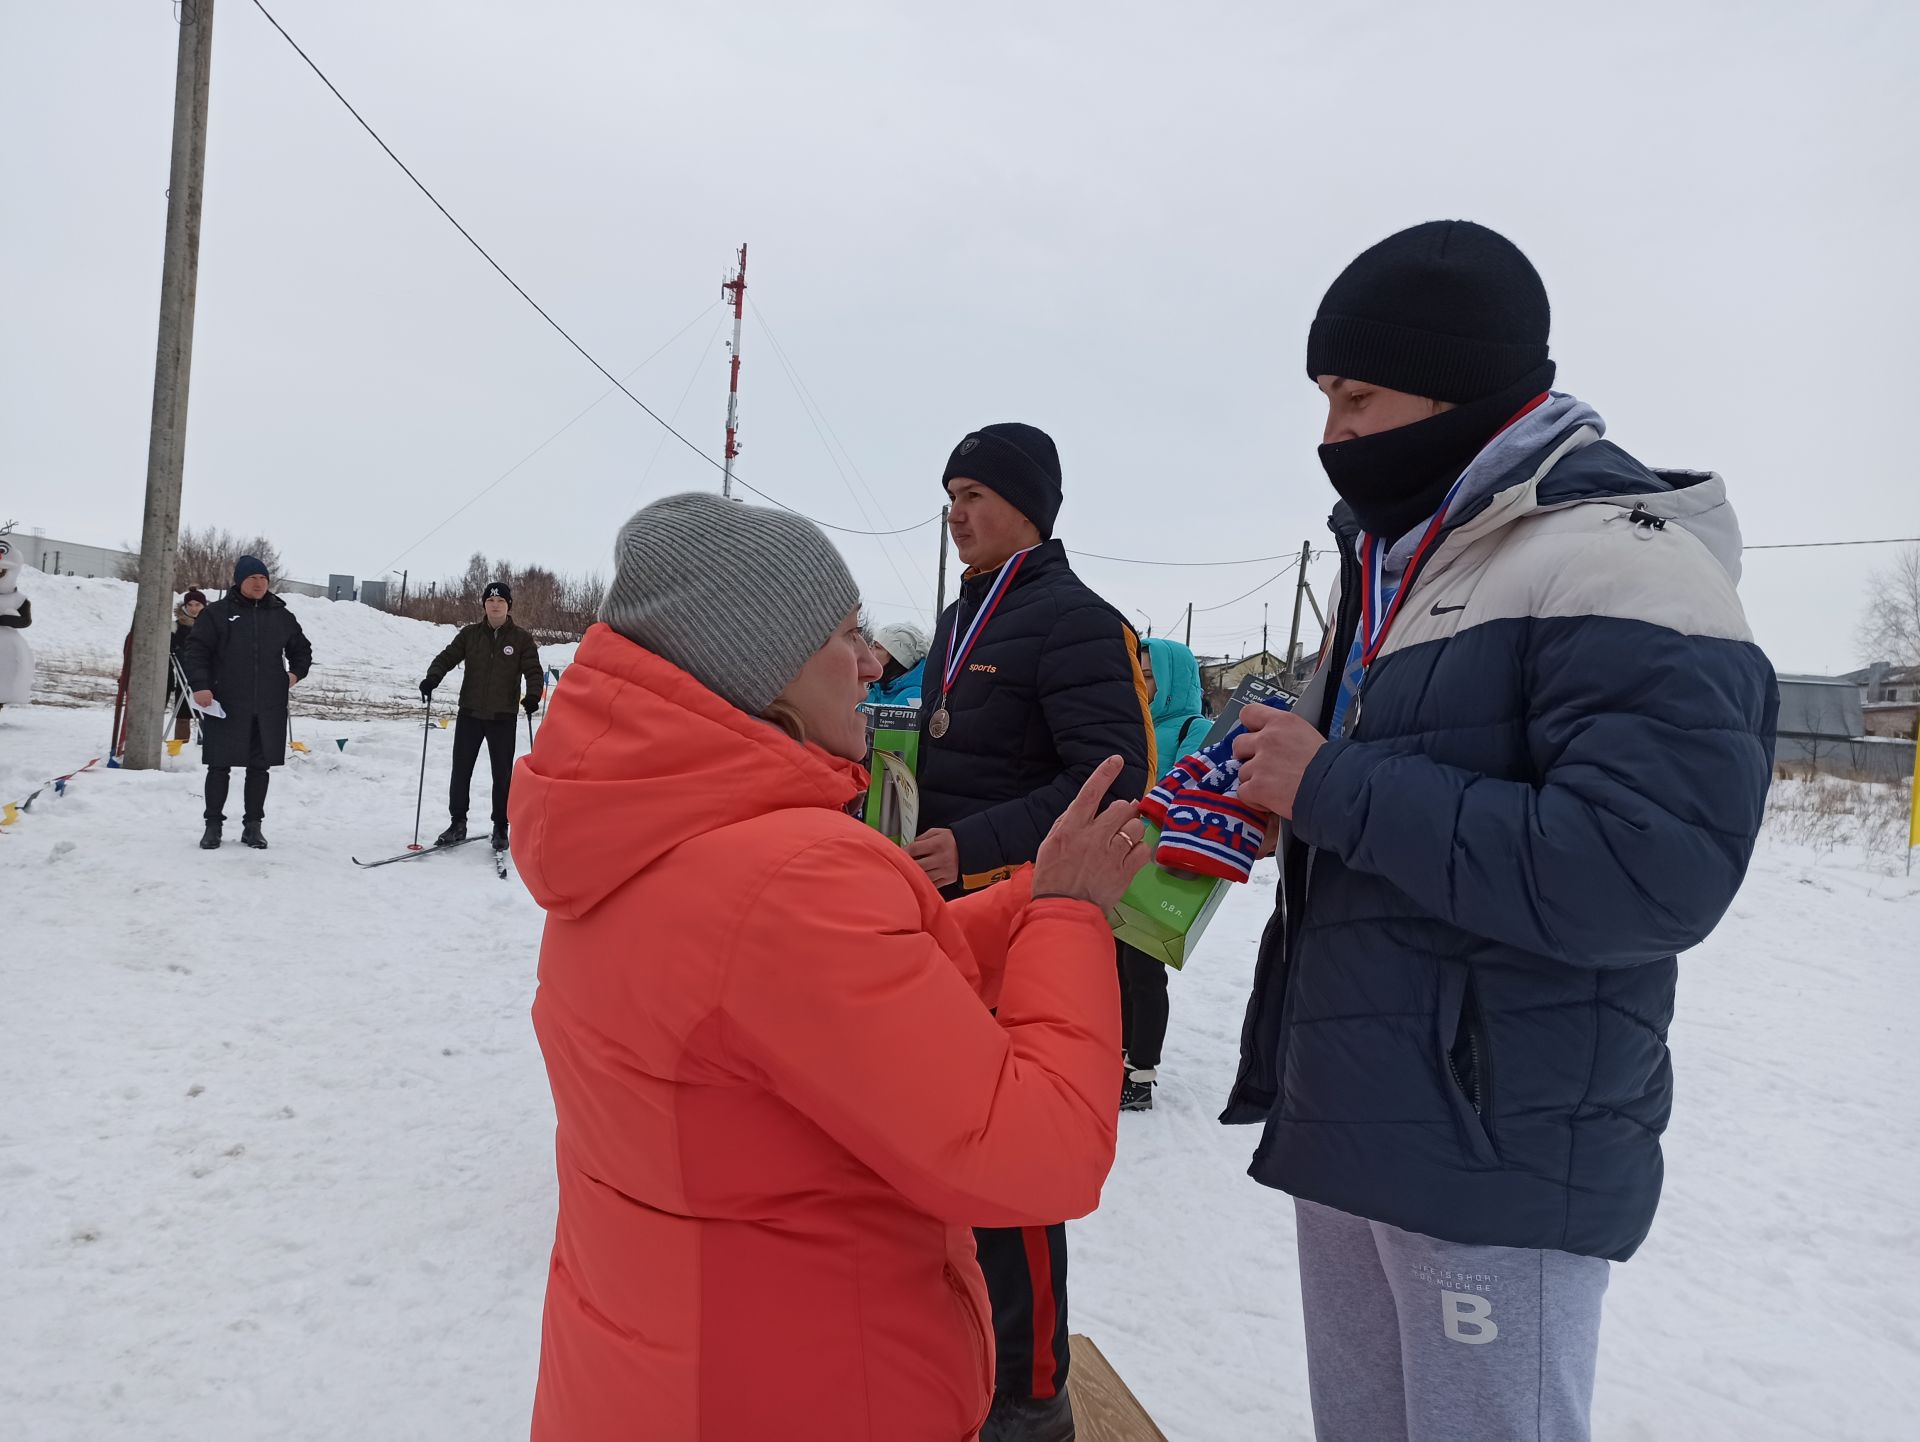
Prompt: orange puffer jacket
<box><xmin>510</xmin><ymin>625</ymin><xmax>1121</xmax><ymax>1442</ymax></box>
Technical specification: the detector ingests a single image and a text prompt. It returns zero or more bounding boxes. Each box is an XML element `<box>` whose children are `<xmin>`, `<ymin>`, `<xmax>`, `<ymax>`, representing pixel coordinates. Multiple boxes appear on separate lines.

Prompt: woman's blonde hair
<box><xmin>761</xmin><ymin>699</ymin><xmax>809</xmax><ymax>745</ymax></box>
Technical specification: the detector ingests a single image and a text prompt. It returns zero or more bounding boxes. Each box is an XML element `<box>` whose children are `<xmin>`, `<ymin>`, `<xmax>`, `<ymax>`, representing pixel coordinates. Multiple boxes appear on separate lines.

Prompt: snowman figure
<box><xmin>0</xmin><ymin>527</ymin><xmax>34</xmax><ymax>708</ymax></box>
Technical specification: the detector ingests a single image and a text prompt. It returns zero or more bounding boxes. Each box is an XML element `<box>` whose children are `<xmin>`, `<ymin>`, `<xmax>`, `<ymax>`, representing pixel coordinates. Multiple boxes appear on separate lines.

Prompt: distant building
<box><xmin>17</xmin><ymin>525</ymin><xmax>336</xmax><ymax>600</ymax></box>
<box><xmin>16</xmin><ymin>532</ymin><xmax>135</xmax><ymax>579</ymax></box>
<box><xmin>1837</xmin><ymin>661</ymin><xmax>1920</xmax><ymax>740</ymax></box>
<box><xmin>1775</xmin><ymin>673</ymin><xmax>1914</xmax><ymax>781</ymax></box>
<box><xmin>1200</xmin><ymin>651</ymin><xmax>1293</xmax><ymax>716</ymax></box>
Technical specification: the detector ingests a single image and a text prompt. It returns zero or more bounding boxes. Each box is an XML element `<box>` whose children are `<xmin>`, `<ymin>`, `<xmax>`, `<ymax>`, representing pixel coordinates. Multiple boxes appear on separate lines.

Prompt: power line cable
<box><xmin>747</xmin><ymin>303</ymin><xmax>926</xmax><ymax>605</ymax></box>
<box><xmin>638</xmin><ymin>315</ymin><xmax>730</xmax><ymax>487</ymax></box>
<box><xmin>375</xmin><ymin>302</ymin><xmax>719</xmax><ymax>576</ymax></box>
<box><xmin>1746</xmin><ymin>537</ymin><xmax>1920</xmax><ymax>550</ymax></box>
<box><xmin>251</xmin><ymin>0</ymin><xmax>938</xmax><ymax>541</ymax></box>
<box><xmin>748</xmin><ymin>299</ymin><xmax>934</xmax><ymax>589</ymax></box>
<box><xmin>1070</xmin><ymin>548</ymin><xmax>1299</xmax><ymax>568</ymax></box>
<box><xmin>1192</xmin><ymin>556</ymin><xmax>1306</xmax><ymax>613</ymax></box>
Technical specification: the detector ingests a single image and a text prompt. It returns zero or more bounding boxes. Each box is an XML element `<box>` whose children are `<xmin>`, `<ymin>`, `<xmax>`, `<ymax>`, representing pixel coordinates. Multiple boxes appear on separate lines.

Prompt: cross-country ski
<box><xmin>350</xmin><ymin>835</ymin><xmax>488</xmax><ymax>869</ymax></box>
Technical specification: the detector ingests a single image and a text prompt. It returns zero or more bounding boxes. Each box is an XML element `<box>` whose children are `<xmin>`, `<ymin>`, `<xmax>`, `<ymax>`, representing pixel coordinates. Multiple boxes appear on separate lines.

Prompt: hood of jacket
<box><xmin>510</xmin><ymin>623</ymin><xmax>866</xmax><ymax>921</ymax></box>
<box><xmin>1143</xmin><ymin>637</ymin><xmax>1206</xmax><ymax>766</ymax></box>
<box><xmin>1338</xmin><ymin>392</ymin><xmax>1747</xmax><ymax>589</ymax></box>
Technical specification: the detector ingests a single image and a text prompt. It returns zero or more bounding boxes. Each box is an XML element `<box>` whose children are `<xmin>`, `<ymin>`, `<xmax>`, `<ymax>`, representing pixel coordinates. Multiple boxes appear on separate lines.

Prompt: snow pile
<box><xmin>15</xmin><ymin>567</ymin><xmax>577</xmax><ymax>716</ymax></box>
<box><xmin>3</xmin><ymin>689</ymin><xmax>1917</xmax><ymax>1438</ymax></box>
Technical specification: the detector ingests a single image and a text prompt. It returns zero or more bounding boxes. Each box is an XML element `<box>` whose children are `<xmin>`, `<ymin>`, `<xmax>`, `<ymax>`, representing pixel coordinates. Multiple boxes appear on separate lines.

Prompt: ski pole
<box><xmin>410</xmin><ymin>693</ymin><xmax>432</xmax><ymax>851</ymax></box>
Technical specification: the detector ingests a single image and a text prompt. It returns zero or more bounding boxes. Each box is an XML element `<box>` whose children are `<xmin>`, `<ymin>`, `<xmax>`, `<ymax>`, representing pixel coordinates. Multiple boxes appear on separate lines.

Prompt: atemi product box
<box><xmin>861</xmin><ymin>704</ymin><xmax>922</xmax><ymax>846</ymax></box>
<box><xmin>1107</xmin><ymin>676</ymin><xmax>1294</xmax><ymax>968</ymax></box>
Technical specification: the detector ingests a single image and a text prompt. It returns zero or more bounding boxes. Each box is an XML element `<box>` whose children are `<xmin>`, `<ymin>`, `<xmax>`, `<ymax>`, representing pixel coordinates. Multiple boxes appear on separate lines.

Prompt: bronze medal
<box><xmin>929</xmin><ymin>706</ymin><xmax>950</xmax><ymax>740</ymax></box>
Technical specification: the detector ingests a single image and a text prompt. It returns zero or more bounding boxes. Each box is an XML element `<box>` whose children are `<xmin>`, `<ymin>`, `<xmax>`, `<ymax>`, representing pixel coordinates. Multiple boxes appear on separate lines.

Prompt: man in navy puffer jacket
<box><xmin>1227</xmin><ymin>221</ymin><xmax>1777</xmax><ymax>1442</ymax></box>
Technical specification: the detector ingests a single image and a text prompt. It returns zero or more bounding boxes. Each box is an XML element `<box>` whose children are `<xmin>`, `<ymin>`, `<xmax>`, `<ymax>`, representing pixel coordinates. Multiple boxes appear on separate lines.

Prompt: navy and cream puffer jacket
<box><xmin>1223</xmin><ymin>417</ymin><xmax>1778</xmax><ymax>1262</ymax></box>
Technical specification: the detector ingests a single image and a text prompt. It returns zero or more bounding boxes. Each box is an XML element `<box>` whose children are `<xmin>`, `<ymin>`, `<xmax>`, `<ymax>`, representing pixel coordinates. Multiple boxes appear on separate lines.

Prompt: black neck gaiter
<box><xmin>1317</xmin><ymin>362</ymin><xmax>1556</xmax><ymax>540</ymax></box>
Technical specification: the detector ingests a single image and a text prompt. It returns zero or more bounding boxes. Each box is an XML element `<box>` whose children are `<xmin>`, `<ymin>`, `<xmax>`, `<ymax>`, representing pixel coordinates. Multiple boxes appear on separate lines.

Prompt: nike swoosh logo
<box><xmin>1430</xmin><ymin>603</ymin><xmax>1467</xmax><ymax>616</ymax></box>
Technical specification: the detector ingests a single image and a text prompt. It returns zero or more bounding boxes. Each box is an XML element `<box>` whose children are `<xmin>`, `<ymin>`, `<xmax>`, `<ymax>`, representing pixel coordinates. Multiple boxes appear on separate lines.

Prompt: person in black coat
<box><xmin>908</xmin><ymin>422</ymin><xmax>1154</xmax><ymax>1442</ymax></box>
<box><xmin>184</xmin><ymin>557</ymin><xmax>313</xmax><ymax>851</ymax></box>
<box><xmin>419</xmin><ymin>580</ymin><xmax>544</xmax><ymax>850</ymax></box>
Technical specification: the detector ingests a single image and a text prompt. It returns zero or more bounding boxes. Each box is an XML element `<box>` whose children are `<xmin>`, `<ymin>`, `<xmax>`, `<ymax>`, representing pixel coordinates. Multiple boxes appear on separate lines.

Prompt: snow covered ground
<box><xmin>4</xmin><ymin>572</ymin><xmax>1918</xmax><ymax>1440</ymax></box>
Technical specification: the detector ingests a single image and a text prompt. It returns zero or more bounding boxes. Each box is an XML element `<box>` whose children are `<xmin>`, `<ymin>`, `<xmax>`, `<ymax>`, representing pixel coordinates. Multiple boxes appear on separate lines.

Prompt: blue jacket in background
<box><xmin>1223</xmin><ymin>416</ymin><xmax>1777</xmax><ymax>1262</ymax></box>
<box><xmin>866</xmin><ymin>659</ymin><xmax>925</xmax><ymax>708</ymax></box>
<box><xmin>1144</xmin><ymin>637</ymin><xmax>1209</xmax><ymax>769</ymax></box>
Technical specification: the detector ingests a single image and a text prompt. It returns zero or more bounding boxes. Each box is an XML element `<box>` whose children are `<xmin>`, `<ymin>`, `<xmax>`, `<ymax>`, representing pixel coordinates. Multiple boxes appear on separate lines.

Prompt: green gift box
<box><xmin>1107</xmin><ymin>825</ymin><xmax>1232</xmax><ymax>969</ymax></box>
<box><xmin>862</xmin><ymin>704</ymin><xmax>922</xmax><ymax>846</ymax></box>
<box><xmin>1106</xmin><ymin>674</ymin><xmax>1294</xmax><ymax>969</ymax></box>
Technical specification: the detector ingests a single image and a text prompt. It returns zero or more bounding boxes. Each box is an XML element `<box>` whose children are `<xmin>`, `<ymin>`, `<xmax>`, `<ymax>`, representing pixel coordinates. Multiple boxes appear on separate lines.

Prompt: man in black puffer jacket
<box><xmin>185</xmin><ymin>556</ymin><xmax>314</xmax><ymax>851</ymax></box>
<box><xmin>1226</xmin><ymin>222</ymin><xmax>1776</xmax><ymax>1441</ymax></box>
<box><xmin>908</xmin><ymin>422</ymin><xmax>1153</xmax><ymax>1442</ymax></box>
<box><xmin>421</xmin><ymin>581</ymin><xmax>544</xmax><ymax>851</ymax></box>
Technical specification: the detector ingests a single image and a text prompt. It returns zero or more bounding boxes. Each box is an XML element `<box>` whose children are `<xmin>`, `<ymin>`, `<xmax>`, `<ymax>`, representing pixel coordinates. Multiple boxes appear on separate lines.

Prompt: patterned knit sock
<box><xmin>1142</xmin><ymin>697</ymin><xmax>1290</xmax><ymax>882</ymax></box>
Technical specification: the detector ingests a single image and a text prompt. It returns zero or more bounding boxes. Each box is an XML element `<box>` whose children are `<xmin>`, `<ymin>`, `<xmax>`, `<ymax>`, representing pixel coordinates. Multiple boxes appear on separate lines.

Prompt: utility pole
<box><xmin>400</xmin><ymin>568</ymin><xmax>409</xmax><ymax>604</ymax></box>
<box><xmin>1184</xmin><ymin>602</ymin><xmax>1193</xmax><ymax>649</ymax></box>
<box><xmin>934</xmin><ymin>506</ymin><xmax>951</xmax><ymax>621</ymax></box>
<box><xmin>1284</xmin><ymin>539</ymin><xmax>1312</xmax><ymax>683</ymax></box>
<box><xmin>124</xmin><ymin>0</ymin><xmax>216</xmax><ymax>771</ymax></box>
<box><xmin>1262</xmin><ymin>603</ymin><xmax>1270</xmax><ymax>670</ymax></box>
<box><xmin>720</xmin><ymin>243</ymin><xmax>748</xmax><ymax>500</ymax></box>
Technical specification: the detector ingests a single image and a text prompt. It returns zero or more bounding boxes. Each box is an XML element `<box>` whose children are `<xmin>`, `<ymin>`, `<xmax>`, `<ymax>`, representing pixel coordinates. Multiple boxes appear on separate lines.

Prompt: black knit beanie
<box><xmin>482</xmin><ymin>581</ymin><xmax>512</xmax><ymax>605</ymax></box>
<box><xmin>1306</xmin><ymin>220</ymin><xmax>1550</xmax><ymax>403</ymax></box>
<box><xmin>940</xmin><ymin>422</ymin><xmax>1063</xmax><ymax>539</ymax></box>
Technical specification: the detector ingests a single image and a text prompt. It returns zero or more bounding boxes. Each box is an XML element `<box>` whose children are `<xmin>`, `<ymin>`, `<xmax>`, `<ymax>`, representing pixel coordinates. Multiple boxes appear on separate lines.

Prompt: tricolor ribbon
<box><xmin>939</xmin><ymin>546</ymin><xmax>1036</xmax><ymax>697</ymax></box>
<box><xmin>1356</xmin><ymin>389</ymin><xmax>1553</xmax><ymax>666</ymax></box>
<box><xmin>1357</xmin><ymin>472</ymin><xmax>1468</xmax><ymax>666</ymax></box>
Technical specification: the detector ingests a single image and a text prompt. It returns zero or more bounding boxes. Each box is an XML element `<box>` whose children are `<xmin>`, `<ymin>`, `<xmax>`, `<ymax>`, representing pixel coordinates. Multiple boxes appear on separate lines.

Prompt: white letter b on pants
<box><xmin>1441</xmin><ymin>1290</ymin><xmax>1500</xmax><ymax>1344</ymax></box>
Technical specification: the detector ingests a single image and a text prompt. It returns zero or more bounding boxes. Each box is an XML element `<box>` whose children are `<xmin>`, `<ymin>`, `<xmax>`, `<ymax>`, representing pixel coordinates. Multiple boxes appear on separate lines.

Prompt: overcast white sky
<box><xmin>4</xmin><ymin>1</ymin><xmax>1914</xmax><ymax>673</ymax></box>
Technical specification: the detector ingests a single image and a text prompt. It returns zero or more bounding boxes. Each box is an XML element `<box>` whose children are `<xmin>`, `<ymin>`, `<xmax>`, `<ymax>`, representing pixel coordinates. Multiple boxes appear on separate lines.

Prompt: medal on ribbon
<box><xmin>928</xmin><ymin>546</ymin><xmax>1034</xmax><ymax>740</ymax></box>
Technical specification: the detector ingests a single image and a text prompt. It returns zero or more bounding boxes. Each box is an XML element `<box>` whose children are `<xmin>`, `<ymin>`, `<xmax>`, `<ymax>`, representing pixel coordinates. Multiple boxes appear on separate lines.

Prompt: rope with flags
<box><xmin>0</xmin><ymin>757</ymin><xmax>103</xmax><ymax>831</ymax></box>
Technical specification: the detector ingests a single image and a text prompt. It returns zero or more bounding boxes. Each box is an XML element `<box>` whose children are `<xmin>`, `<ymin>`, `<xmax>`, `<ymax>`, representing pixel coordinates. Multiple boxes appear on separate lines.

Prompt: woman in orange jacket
<box><xmin>510</xmin><ymin>493</ymin><xmax>1150</xmax><ymax>1441</ymax></box>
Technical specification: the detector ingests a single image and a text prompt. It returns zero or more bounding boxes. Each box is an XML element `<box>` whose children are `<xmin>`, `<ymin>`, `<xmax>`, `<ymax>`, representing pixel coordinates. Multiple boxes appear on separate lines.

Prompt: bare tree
<box><xmin>383</xmin><ymin>553</ymin><xmax>604</xmax><ymax>638</ymax></box>
<box><xmin>1857</xmin><ymin>543</ymin><xmax>1920</xmax><ymax>667</ymax></box>
<box><xmin>120</xmin><ymin>525</ymin><xmax>284</xmax><ymax>592</ymax></box>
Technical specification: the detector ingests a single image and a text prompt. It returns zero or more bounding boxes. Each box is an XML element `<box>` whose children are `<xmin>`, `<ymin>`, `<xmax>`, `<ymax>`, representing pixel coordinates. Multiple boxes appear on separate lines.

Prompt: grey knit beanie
<box><xmin>598</xmin><ymin>492</ymin><xmax>861</xmax><ymax>715</ymax></box>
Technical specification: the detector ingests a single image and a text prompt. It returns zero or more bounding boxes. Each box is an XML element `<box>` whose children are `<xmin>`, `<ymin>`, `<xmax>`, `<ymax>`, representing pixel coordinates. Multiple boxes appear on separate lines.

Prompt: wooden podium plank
<box><xmin>1067</xmin><ymin>1334</ymin><xmax>1169</xmax><ymax>1442</ymax></box>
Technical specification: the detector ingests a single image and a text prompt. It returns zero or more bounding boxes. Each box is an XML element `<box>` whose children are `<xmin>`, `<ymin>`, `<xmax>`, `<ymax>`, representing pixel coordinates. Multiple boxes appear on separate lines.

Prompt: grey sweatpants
<box><xmin>1294</xmin><ymin>1199</ymin><xmax>1610</xmax><ymax>1442</ymax></box>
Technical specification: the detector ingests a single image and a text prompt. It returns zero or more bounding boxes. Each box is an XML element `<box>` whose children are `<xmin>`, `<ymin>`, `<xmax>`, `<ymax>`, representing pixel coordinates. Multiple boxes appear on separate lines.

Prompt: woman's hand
<box><xmin>1032</xmin><ymin>756</ymin><xmax>1152</xmax><ymax>909</ymax></box>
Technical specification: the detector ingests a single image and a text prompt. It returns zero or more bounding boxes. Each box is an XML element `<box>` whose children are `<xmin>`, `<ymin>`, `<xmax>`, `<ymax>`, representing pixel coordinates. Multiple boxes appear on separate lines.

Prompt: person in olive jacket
<box><xmin>420</xmin><ymin>580</ymin><xmax>544</xmax><ymax>850</ymax></box>
<box><xmin>185</xmin><ymin>557</ymin><xmax>313</xmax><ymax>851</ymax></box>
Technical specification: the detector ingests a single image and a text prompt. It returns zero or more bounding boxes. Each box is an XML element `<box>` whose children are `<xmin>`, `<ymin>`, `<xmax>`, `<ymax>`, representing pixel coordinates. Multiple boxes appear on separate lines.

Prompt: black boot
<box><xmin>241</xmin><ymin>768</ymin><xmax>269</xmax><ymax>848</ymax></box>
<box><xmin>491</xmin><ymin>823</ymin><xmax>509</xmax><ymax>852</ymax></box>
<box><xmin>436</xmin><ymin>819</ymin><xmax>467</xmax><ymax>847</ymax></box>
<box><xmin>983</xmin><ymin>1392</ymin><xmax>1075</xmax><ymax>1442</ymax></box>
<box><xmin>200</xmin><ymin>820</ymin><xmax>223</xmax><ymax>850</ymax></box>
